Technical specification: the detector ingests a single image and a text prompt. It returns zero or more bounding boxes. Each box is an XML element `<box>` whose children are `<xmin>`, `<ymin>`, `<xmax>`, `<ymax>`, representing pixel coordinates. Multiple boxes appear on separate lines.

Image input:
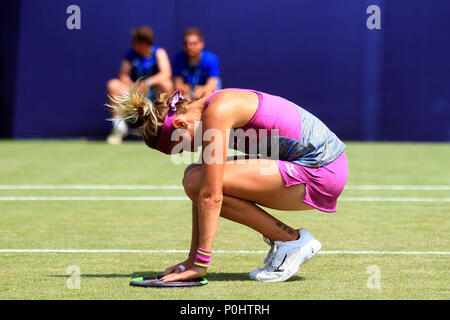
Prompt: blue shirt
<box><xmin>124</xmin><ymin>45</ymin><xmax>160</xmax><ymax>82</ymax></box>
<box><xmin>173</xmin><ymin>50</ymin><xmax>220</xmax><ymax>87</ymax></box>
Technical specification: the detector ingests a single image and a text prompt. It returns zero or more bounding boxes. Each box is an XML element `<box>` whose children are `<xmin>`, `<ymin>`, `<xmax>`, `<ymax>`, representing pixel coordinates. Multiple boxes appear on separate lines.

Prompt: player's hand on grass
<box><xmin>161</xmin><ymin>265</ymin><xmax>207</xmax><ymax>282</ymax></box>
<box><xmin>162</xmin><ymin>260</ymin><xmax>194</xmax><ymax>276</ymax></box>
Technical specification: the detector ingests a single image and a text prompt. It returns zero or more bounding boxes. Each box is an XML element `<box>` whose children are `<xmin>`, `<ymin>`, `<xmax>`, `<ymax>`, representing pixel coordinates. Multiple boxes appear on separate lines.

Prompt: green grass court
<box><xmin>0</xmin><ymin>140</ymin><xmax>448</xmax><ymax>299</ymax></box>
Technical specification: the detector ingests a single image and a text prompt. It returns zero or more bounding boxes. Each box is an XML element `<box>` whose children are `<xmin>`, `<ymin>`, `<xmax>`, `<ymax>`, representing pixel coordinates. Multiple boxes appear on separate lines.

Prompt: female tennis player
<box><xmin>108</xmin><ymin>83</ymin><xmax>348</xmax><ymax>282</ymax></box>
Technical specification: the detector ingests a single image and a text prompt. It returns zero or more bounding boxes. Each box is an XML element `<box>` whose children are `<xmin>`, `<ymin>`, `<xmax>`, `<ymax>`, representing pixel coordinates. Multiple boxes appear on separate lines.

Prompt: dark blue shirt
<box><xmin>124</xmin><ymin>45</ymin><xmax>160</xmax><ymax>82</ymax></box>
<box><xmin>173</xmin><ymin>50</ymin><xmax>220</xmax><ymax>87</ymax></box>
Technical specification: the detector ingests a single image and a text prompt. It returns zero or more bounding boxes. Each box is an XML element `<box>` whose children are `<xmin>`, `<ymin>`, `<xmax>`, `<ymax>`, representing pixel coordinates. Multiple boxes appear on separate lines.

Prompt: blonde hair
<box><xmin>106</xmin><ymin>81</ymin><xmax>190</xmax><ymax>149</ymax></box>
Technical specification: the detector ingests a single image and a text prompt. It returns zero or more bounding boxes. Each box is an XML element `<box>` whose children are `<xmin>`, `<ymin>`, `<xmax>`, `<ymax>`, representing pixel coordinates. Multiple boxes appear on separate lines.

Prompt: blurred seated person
<box><xmin>106</xmin><ymin>26</ymin><xmax>172</xmax><ymax>144</ymax></box>
<box><xmin>173</xmin><ymin>27</ymin><xmax>220</xmax><ymax>100</ymax></box>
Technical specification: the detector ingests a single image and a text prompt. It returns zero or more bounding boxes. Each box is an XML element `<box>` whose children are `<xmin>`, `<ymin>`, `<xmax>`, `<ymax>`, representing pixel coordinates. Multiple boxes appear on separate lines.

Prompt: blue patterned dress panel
<box><xmin>281</xmin><ymin>104</ymin><xmax>346</xmax><ymax>167</ymax></box>
<box><xmin>231</xmin><ymin>102</ymin><xmax>345</xmax><ymax>168</ymax></box>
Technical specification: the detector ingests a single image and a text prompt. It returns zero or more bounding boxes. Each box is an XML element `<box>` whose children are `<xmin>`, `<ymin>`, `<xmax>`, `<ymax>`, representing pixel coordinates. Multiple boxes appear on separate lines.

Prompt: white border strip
<box><xmin>0</xmin><ymin>196</ymin><xmax>449</xmax><ymax>202</ymax></box>
<box><xmin>0</xmin><ymin>185</ymin><xmax>449</xmax><ymax>191</ymax></box>
<box><xmin>0</xmin><ymin>249</ymin><xmax>448</xmax><ymax>255</ymax></box>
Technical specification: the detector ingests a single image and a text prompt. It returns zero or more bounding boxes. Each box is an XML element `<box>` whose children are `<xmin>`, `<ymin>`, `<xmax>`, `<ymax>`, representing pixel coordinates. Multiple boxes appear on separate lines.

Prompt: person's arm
<box><xmin>195</xmin><ymin>107</ymin><xmax>229</xmax><ymax>250</ymax></box>
<box><xmin>193</xmin><ymin>77</ymin><xmax>219</xmax><ymax>98</ymax></box>
<box><xmin>193</xmin><ymin>54</ymin><xmax>220</xmax><ymax>98</ymax></box>
<box><xmin>118</xmin><ymin>59</ymin><xmax>133</xmax><ymax>85</ymax></box>
<box><xmin>172</xmin><ymin>53</ymin><xmax>192</xmax><ymax>97</ymax></box>
<box><xmin>144</xmin><ymin>48</ymin><xmax>172</xmax><ymax>87</ymax></box>
<box><xmin>174</xmin><ymin>76</ymin><xmax>192</xmax><ymax>98</ymax></box>
<box><xmin>204</xmin><ymin>77</ymin><xmax>219</xmax><ymax>93</ymax></box>
<box><xmin>162</xmin><ymin>95</ymin><xmax>240</xmax><ymax>282</ymax></box>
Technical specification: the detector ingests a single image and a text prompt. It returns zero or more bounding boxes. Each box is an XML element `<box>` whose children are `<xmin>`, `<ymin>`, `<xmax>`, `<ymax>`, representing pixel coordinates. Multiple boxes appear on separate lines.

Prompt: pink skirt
<box><xmin>276</xmin><ymin>152</ymin><xmax>348</xmax><ymax>213</ymax></box>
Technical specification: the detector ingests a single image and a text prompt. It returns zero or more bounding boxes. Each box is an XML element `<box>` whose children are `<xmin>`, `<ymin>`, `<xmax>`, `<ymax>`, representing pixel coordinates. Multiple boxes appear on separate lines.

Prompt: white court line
<box><xmin>0</xmin><ymin>196</ymin><xmax>189</xmax><ymax>201</ymax></box>
<box><xmin>0</xmin><ymin>196</ymin><xmax>449</xmax><ymax>202</ymax></box>
<box><xmin>0</xmin><ymin>185</ymin><xmax>184</xmax><ymax>190</ymax></box>
<box><xmin>341</xmin><ymin>197</ymin><xmax>450</xmax><ymax>202</ymax></box>
<box><xmin>0</xmin><ymin>185</ymin><xmax>449</xmax><ymax>190</ymax></box>
<box><xmin>0</xmin><ymin>249</ymin><xmax>448</xmax><ymax>255</ymax></box>
<box><xmin>346</xmin><ymin>185</ymin><xmax>450</xmax><ymax>191</ymax></box>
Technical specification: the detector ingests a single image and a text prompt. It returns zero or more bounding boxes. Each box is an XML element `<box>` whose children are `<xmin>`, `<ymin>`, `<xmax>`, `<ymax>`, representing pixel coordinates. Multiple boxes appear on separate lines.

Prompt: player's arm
<box><xmin>162</xmin><ymin>94</ymin><xmax>245</xmax><ymax>282</ymax></box>
<box><xmin>195</xmin><ymin>93</ymin><xmax>253</xmax><ymax>253</ymax></box>
<box><xmin>195</xmin><ymin>106</ymin><xmax>230</xmax><ymax>252</ymax></box>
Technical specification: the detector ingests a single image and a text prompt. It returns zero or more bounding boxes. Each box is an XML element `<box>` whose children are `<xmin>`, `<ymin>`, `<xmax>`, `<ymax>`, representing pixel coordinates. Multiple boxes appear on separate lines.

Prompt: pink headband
<box><xmin>155</xmin><ymin>91</ymin><xmax>184</xmax><ymax>154</ymax></box>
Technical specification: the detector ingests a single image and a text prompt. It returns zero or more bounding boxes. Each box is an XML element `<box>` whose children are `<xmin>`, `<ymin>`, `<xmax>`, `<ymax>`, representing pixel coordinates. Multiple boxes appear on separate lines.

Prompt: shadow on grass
<box><xmin>49</xmin><ymin>271</ymin><xmax>305</xmax><ymax>282</ymax></box>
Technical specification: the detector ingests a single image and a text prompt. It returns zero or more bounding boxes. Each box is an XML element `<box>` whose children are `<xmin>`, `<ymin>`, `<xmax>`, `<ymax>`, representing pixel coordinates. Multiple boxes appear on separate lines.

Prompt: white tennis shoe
<box><xmin>249</xmin><ymin>228</ymin><xmax>321</xmax><ymax>282</ymax></box>
<box><xmin>248</xmin><ymin>236</ymin><xmax>275</xmax><ymax>280</ymax></box>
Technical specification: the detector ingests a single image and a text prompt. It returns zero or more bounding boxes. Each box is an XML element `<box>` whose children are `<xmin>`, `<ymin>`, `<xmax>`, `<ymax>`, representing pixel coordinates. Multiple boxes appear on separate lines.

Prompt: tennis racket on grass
<box><xmin>130</xmin><ymin>276</ymin><xmax>208</xmax><ymax>288</ymax></box>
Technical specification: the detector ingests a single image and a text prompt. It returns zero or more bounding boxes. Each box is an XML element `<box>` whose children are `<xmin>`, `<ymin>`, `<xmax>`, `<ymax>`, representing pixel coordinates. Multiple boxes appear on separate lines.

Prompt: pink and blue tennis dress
<box><xmin>206</xmin><ymin>89</ymin><xmax>348</xmax><ymax>213</ymax></box>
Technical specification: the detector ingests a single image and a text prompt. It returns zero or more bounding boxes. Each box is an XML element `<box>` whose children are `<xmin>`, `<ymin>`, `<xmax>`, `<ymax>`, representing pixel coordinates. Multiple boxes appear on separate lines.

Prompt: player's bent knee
<box><xmin>184</xmin><ymin>163</ymin><xmax>202</xmax><ymax>177</ymax></box>
<box><xmin>182</xmin><ymin>166</ymin><xmax>202</xmax><ymax>200</ymax></box>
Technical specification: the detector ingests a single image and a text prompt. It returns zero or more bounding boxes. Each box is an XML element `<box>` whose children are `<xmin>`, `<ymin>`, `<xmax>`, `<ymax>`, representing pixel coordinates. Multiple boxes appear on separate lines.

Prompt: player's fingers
<box><xmin>161</xmin><ymin>268</ymin><xmax>171</xmax><ymax>276</ymax></box>
<box><xmin>162</xmin><ymin>266</ymin><xmax>176</xmax><ymax>276</ymax></box>
<box><xmin>162</xmin><ymin>270</ymin><xmax>192</xmax><ymax>282</ymax></box>
<box><xmin>161</xmin><ymin>273</ymin><xmax>178</xmax><ymax>282</ymax></box>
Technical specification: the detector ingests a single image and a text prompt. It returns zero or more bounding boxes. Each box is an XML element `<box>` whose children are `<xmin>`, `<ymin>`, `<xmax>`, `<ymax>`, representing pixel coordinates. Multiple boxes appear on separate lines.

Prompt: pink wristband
<box><xmin>194</xmin><ymin>247</ymin><xmax>212</xmax><ymax>268</ymax></box>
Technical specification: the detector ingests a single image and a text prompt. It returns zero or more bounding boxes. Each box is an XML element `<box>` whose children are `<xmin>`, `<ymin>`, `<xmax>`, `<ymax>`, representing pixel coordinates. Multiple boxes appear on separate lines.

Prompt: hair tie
<box><xmin>169</xmin><ymin>90</ymin><xmax>184</xmax><ymax>111</ymax></box>
<box><xmin>155</xmin><ymin>90</ymin><xmax>185</xmax><ymax>154</ymax></box>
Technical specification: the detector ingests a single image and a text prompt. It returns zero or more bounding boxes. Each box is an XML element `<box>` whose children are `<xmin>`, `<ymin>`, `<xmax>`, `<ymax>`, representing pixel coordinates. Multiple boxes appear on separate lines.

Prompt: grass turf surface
<box><xmin>0</xmin><ymin>140</ymin><xmax>449</xmax><ymax>299</ymax></box>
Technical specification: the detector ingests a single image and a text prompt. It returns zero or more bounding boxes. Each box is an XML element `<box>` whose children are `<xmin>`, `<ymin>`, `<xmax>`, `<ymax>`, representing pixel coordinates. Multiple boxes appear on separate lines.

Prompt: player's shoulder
<box><xmin>204</xmin><ymin>89</ymin><xmax>256</xmax><ymax>127</ymax></box>
<box><xmin>206</xmin><ymin>89</ymin><xmax>243</xmax><ymax>110</ymax></box>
